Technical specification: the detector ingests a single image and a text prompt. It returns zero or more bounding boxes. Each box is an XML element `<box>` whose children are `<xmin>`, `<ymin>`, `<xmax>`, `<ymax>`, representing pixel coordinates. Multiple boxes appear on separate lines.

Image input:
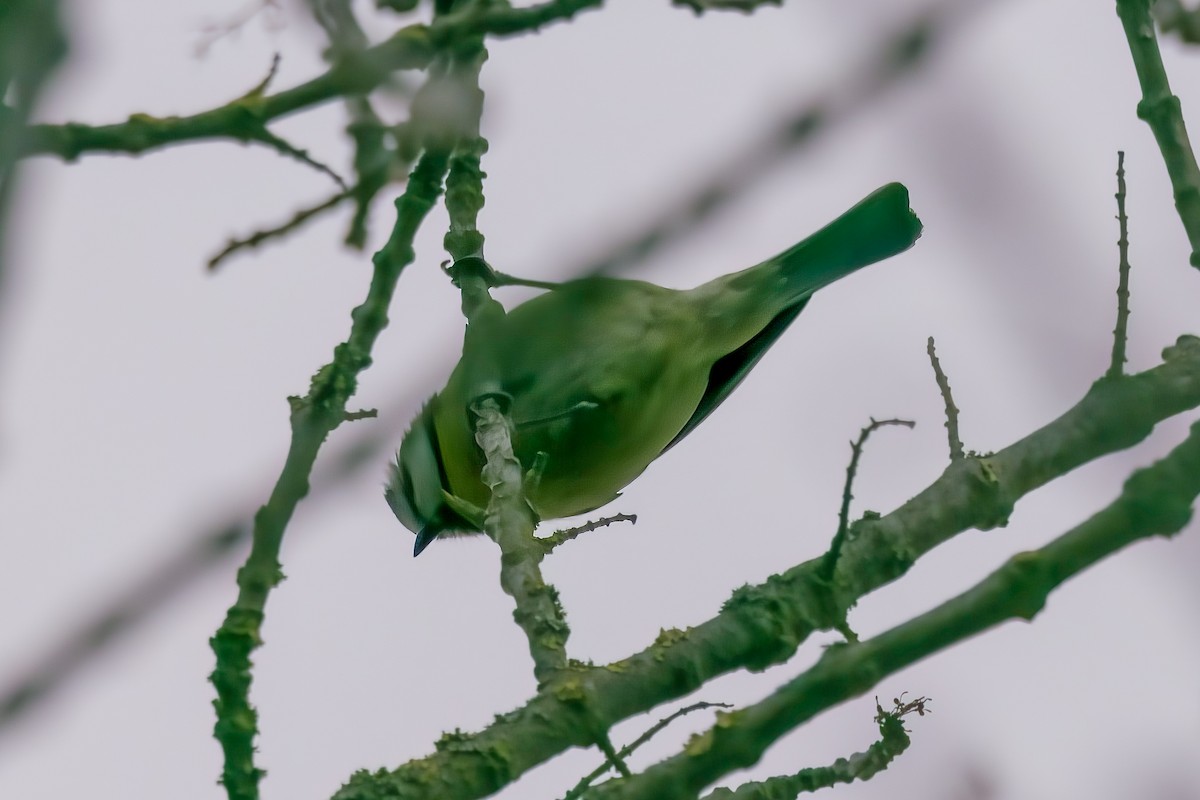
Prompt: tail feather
<box><xmin>663</xmin><ymin>183</ymin><xmax>922</xmax><ymax>454</ymax></box>
<box><xmin>776</xmin><ymin>182</ymin><xmax>923</xmax><ymax>294</ymax></box>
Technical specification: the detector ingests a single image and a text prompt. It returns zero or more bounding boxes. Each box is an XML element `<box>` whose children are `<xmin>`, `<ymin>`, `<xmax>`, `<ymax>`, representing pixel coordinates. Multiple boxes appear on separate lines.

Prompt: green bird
<box><xmin>387</xmin><ymin>182</ymin><xmax>922</xmax><ymax>556</ymax></box>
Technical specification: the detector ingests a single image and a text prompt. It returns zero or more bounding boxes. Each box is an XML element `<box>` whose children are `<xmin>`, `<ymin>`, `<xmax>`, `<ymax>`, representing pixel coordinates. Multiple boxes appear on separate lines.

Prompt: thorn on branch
<box><xmin>343</xmin><ymin>408</ymin><xmax>378</xmax><ymax>422</ymax></box>
<box><xmin>926</xmin><ymin>336</ymin><xmax>964</xmax><ymax>461</ymax></box>
<box><xmin>1108</xmin><ymin>150</ymin><xmax>1133</xmax><ymax>380</ymax></box>
<box><xmin>240</xmin><ymin>53</ymin><xmax>283</xmax><ymax>101</ymax></box>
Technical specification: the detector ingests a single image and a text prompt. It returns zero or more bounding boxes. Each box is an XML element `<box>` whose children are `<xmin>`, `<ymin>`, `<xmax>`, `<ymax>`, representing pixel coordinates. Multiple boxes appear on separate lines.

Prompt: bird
<box><xmin>387</xmin><ymin>182</ymin><xmax>922</xmax><ymax>556</ymax></box>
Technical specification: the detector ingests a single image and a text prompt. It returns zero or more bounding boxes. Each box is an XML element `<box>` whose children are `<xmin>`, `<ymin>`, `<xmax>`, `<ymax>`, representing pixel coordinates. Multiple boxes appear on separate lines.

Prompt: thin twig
<box><xmin>245</xmin><ymin>122</ymin><xmax>347</xmax><ymax>189</ymax></box>
<box><xmin>823</xmin><ymin>418</ymin><xmax>915</xmax><ymax>580</ymax></box>
<box><xmin>563</xmin><ymin>702</ymin><xmax>733</xmax><ymax>800</ymax></box>
<box><xmin>1108</xmin><ymin>151</ymin><xmax>1133</xmax><ymax>379</ymax></box>
<box><xmin>538</xmin><ymin>513</ymin><xmax>638</xmax><ymax>557</ymax></box>
<box><xmin>594</xmin><ymin>732</ymin><xmax>632</xmax><ymax>778</ymax></box>
<box><xmin>207</xmin><ymin>188</ymin><xmax>351</xmax><ymax>270</ymax></box>
<box><xmin>926</xmin><ymin>337</ymin><xmax>964</xmax><ymax>461</ymax></box>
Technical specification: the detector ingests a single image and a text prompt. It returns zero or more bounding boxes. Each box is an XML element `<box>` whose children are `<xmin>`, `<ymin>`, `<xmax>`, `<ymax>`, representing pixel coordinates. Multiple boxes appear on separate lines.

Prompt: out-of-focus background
<box><xmin>2</xmin><ymin>1</ymin><xmax>1199</xmax><ymax>798</ymax></box>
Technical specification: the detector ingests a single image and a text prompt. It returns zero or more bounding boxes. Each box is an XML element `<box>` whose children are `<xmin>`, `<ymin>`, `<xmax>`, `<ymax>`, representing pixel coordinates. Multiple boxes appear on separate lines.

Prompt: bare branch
<box><xmin>926</xmin><ymin>337</ymin><xmax>964</xmax><ymax>461</ymax></box>
<box><xmin>1108</xmin><ymin>151</ymin><xmax>1134</xmax><ymax>379</ymax></box>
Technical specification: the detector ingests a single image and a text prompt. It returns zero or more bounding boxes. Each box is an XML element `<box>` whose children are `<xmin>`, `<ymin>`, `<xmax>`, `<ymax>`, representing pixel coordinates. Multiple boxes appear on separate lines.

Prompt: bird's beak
<box><xmin>413</xmin><ymin>528</ymin><xmax>438</xmax><ymax>557</ymax></box>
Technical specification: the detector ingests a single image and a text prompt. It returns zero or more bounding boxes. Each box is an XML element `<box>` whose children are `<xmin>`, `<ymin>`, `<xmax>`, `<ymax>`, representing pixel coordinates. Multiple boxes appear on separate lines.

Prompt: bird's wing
<box><xmin>659</xmin><ymin>297</ymin><xmax>810</xmax><ymax>454</ymax></box>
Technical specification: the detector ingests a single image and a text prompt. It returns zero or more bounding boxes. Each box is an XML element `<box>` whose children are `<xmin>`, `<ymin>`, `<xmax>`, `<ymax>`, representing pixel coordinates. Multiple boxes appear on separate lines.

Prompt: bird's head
<box><xmin>385</xmin><ymin>402</ymin><xmax>483</xmax><ymax>556</ymax></box>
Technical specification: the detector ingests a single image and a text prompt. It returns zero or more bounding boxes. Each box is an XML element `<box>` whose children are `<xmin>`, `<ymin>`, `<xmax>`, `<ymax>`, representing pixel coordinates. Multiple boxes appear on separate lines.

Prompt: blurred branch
<box><xmin>0</xmin><ymin>521</ymin><xmax>247</xmax><ymax>731</ymax></box>
<box><xmin>673</xmin><ymin>0</ymin><xmax>781</xmax><ymax>14</ymax></box>
<box><xmin>14</xmin><ymin>1</ymin><xmax>599</xmax><ymax>162</ymax></box>
<box><xmin>566</xmin><ymin>0</ymin><xmax>977</xmax><ymax>279</ymax></box>
<box><xmin>336</xmin><ymin>338</ymin><xmax>1200</xmax><ymax>800</ymax></box>
<box><xmin>0</xmin><ymin>381</ymin><xmax>413</xmax><ymax>737</ymax></box>
<box><xmin>303</xmin><ymin>0</ymin><xmax>404</xmax><ymax>248</ymax></box>
<box><xmin>195</xmin><ymin>0</ymin><xmax>285</xmax><ymax>58</ymax></box>
<box><xmin>0</xmin><ymin>0</ymin><xmax>67</xmax><ymax>326</ymax></box>
<box><xmin>1152</xmin><ymin>0</ymin><xmax>1200</xmax><ymax>44</ymax></box>
<box><xmin>595</xmin><ymin>416</ymin><xmax>1200</xmax><ymax>800</ymax></box>
<box><xmin>1116</xmin><ymin>0</ymin><xmax>1200</xmax><ymax>268</ymax></box>
<box><xmin>306</xmin><ymin>0</ymin><xmax>370</xmax><ymax>53</ymax></box>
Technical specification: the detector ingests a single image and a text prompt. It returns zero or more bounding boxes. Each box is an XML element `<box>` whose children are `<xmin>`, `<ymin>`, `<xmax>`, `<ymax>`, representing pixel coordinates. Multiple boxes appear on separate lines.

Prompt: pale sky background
<box><xmin>2</xmin><ymin>1</ymin><xmax>1199</xmax><ymax>799</ymax></box>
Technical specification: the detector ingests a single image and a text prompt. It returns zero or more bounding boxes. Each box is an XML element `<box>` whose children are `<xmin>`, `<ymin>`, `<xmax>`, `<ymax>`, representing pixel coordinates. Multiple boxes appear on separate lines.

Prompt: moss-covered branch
<box><xmin>334</xmin><ymin>338</ymin><xmax>1200</xmax><ymax>800</ymax></box>
<box><xmin>594</xmin><ymin>416</ymin><xmax>1200</xmax><ymax>799</ymax></box>
<box><xmin>698</xmin><ymin>704</ymin><xmax>916</xmax><ymax>799</ymax></box>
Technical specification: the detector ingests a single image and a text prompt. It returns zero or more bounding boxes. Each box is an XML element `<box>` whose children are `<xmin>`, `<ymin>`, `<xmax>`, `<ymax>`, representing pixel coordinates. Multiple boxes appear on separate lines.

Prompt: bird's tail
<box><xmin>773</xmin><ymin>182</ymin><xmax>923</xmax><ymax>295</ymax></box>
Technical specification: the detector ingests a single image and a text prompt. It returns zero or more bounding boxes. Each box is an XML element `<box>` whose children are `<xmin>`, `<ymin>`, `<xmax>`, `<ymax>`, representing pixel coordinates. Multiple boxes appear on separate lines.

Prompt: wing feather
<box><xmin>660</xmin><ymin>297</ymin><xmax>810</xmax><ymax>454</ymax></box>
